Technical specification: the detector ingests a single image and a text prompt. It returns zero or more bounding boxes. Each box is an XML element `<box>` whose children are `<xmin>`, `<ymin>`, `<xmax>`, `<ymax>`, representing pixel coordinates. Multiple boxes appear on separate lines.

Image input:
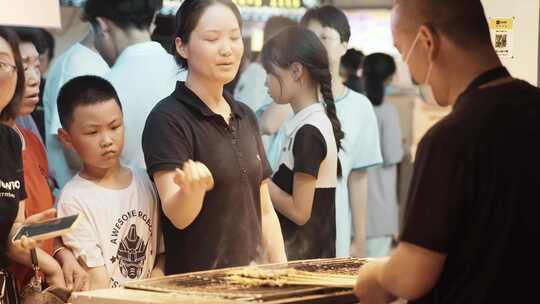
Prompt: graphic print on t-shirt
<box><xmin>109</xmin><ymin>209</ymin><xmax>153</xmax><ymax>286</ymax></box>
<box><xmin>0</xmin><ymin>176</ymin><xmax>22</xmax><ymax>199</ymax></box>
<box><xmin>117</xmin><ymin>224</ymin><xmax>147</xmax><ymax>279</ymax></box>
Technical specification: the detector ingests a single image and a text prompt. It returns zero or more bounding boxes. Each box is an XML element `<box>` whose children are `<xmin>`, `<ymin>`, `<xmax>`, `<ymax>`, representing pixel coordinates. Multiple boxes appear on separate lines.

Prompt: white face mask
<box><xmin>404</xmin><ymin>32</ymin><xmax>439</xmax><ymax>106</ymax></box>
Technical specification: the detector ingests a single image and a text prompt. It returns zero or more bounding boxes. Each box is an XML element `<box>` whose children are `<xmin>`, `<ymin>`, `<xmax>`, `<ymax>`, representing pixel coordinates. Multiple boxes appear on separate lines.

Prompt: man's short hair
<box><xmin>301</xmin><ymin>5</ymin><xmax>351</xmax><ymax>43</ymax></box>
<box><xmin>395</xmin><ymin>0</ymin><xmax>491</xmax><ymax>47</ymax></box>
<box><xmin>57</xmin><ymin>75</ymin><xmax>122</xmax><ymax>130</ymax></box>
<box><xmin>83</xmin><ymin>0</ymin><xmax>163</xmax><ymax>30</ymax></box>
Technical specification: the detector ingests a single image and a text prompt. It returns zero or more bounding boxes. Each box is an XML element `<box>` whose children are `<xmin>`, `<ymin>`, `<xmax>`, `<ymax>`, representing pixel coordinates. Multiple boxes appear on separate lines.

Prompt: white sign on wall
<box><xmin>0</xmin><ymin>0</ymin><xmax>61</xmax><ymax>28</ymax></box>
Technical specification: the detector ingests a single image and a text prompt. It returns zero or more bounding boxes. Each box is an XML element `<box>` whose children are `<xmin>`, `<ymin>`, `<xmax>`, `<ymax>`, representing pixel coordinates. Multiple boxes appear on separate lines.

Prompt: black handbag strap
<box><xmin>0</xmin><ymin>269</ymin><xmax>19</xmax><ymax>304</ymax></box>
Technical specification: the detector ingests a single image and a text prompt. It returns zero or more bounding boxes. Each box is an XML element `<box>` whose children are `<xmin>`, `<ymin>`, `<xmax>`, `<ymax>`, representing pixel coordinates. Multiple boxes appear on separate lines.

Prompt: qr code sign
<box><xmin>495</xmin><ymin>34</ymin><xmax>508</xmax><ymax>49</ymax></box>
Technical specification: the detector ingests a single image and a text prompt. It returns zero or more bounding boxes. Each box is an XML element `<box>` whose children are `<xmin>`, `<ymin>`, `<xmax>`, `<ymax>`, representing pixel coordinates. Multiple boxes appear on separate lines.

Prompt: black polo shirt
<box><xmin>0</xmin><ymin>125</ymin><xmax>26</xmax><ymax>269</ymax></box>
<box><xmin>142</xmin><ymin>82</ymin><xmax>272</xmax><ymax>274</ymax></box>
<box><xmin>401</xmin><ymin>67</ymin><xmax>540</xmax><ymax>303</ymax></box>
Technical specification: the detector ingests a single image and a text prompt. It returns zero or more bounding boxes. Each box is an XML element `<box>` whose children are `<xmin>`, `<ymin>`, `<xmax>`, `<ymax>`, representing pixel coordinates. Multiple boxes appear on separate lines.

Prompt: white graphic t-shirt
<box><xmin>57</xmin><ymin>167</ymin><xmax>162</xmax><ymax>287</ymax></box>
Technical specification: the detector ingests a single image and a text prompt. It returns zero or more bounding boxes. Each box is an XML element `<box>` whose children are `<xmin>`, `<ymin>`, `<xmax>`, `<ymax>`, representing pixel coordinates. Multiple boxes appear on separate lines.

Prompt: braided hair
<box><xmin>261</xmin><ymin>26</ymin><xmax>345</xmax><ymax>175</ymax></box>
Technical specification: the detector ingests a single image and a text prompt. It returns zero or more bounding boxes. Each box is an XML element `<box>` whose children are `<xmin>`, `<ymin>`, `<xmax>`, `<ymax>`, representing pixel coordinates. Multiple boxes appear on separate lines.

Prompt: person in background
<box><xmin>142</xmin><ymin>0</ymin><xmax>286</xmax><ymax>274</ymax></box>
<box><xmin>301</xmin><ymin>5</ymin><xmax>382</xmax><ymax>258</ymax></box>
<box><xmin>6</xmin><ymin>26</ymin><xmax>90</xmax><ymax>292</ymax></box>
<box><xmin>56</xmin><ymin>76</ymin><xmax>164</xmax><ymax>290</ymax></box>
<box><xmin>37</xmin><ymin>28</ymin><xmax>54</xmax><ymax>78</ymax></box>
<box><xmin>34</xmin><ymin>28</ymin><xmax>55</xmax><ymax>141</ymax></box>
<box><xmin>151</xmin><ymin>14</ymin><xmax>176</xmax><ymax>51</ymax></box>
<box><xmin>262</xmin><ymin>26</ymin><xmax>343</xmax><ymax>260</ymax></box>
<box><xmin>83</xmin><ymin>0</ymin><xmax>187</xmax><ymax>169</ymax></box>
<box><xmin>13</xmin><ymin>28</ymin><xmax>43</xmax><ymax>143</ymax></box>
<box><xmin>234</xmin><ymin>16</ymin><xmax>296</xmax><ymax>113</ymax></box>
<box><xmin>43</xmin><ymin>16</ymin><xmax>110</xmax><ymax>190</ymax></box>
<box><xmin>354</xmin><ymin>1</ymin><xmax>540</xmax><ymax>303</ymax></box>
<box><xmin>239</xmin><ymin>16</ymin><xmax>297</xmax><ymax>172</ymax></box>
<box><xmin>0</xmin><ymin>27</ymin><xmax>66</xmax><ymax>301</ymax></box>
<box><xmin>362</xmin><ymin>53</ymin><xmax>403</xmax><ymax>258</ymax></box>
<box><xmin>340</xmin><ymin>48</ymin><xmax>365</xmax><ymax>94</ymax></box>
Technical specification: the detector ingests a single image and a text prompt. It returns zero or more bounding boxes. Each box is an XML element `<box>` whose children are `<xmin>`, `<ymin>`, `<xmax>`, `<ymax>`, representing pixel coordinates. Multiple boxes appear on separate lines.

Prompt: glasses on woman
<box><xmin>0</xmin><ymin>60</ymin><xmax>17</xmax><ymax>77</ymax></box>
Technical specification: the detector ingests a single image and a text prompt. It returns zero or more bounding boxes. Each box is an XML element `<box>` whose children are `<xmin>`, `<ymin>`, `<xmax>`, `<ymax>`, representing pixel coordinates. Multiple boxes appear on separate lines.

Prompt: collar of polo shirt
<box><xmin>174</xmin><ymin>82</ymin><xmax>244</xmax><ymax>119</ymax></box>
<box><xmin>284</xmin><ymin>102</ymin><xmax>326</xmax><ymax>136</ymax></box>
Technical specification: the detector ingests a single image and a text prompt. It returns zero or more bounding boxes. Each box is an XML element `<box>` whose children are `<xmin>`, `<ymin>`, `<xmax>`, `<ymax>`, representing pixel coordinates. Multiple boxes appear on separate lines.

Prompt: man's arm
<box><xmin>349</xmin><ymin>170</ymin><xmax>368</xmax><ymax>257</ymax></box>
<box><xmin>354</xmin><ymin>242</ymin><xmax>446</xmax><ymax>302</ymax></box>
<box><xmin>260</xmin><ymin>182</ymin><xmax>287</xmax><ymax>263</ymax></box>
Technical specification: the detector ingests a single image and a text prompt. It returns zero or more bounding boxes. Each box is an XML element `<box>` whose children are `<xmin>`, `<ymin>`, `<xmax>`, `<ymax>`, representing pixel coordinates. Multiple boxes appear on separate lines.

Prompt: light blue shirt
<box><xmin>44</xmin><ymin>43</ymin><xmax>110</xmax><ymax>189</ymax></box>
<box><xmin>335</xmin><ymin>88</ymin><xmax>382</xmax><ymax>257</ymax></box>
<box><xmin>234</xmin><ymin>62</ymin><xmax>269</xmax><ymax>113</ymax></box>
<box><xmin>367</xmin><ymin>101</ymin><xmax>403</xmax><ymax>238</ymax></box>
<box><xmin>105</xmin><ymin>42</ymin><xmax>186</xmax><ymax>169</ymax></box>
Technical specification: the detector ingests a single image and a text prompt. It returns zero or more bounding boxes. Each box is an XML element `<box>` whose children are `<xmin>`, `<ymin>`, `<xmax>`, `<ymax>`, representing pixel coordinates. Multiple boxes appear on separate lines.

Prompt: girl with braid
<box><xmin>262</xmin><ymin>26</ymin><xmax>343</xmax><ymax>260</ymax></box>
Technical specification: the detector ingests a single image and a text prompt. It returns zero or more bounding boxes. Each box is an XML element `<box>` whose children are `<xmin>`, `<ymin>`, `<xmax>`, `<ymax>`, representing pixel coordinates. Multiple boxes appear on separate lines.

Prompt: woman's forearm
<box><xmin>162</xmin><ymin>187</ymin><xmax>206</xmax><ymax>230</ymax></box>
<box><xmin>260</xmin><ymin>183</ymin><xmax>287</xmax><ymax>263</ymax></box>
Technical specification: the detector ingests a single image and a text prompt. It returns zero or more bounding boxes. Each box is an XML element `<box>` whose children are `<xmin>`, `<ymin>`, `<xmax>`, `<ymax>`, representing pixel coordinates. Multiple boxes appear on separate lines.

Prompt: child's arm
<box><xmin>151</xmin><ymin>254</ymin><xmax>166</xmax><ymax>278</ymax></box>
<box><xmin>57</xmin><ymin>199</ymin><xmax>108</xmax><ymax>290</ymax></box>
<box><xmin>268</xmin><ymin>125</ymin><xmax>326</xmax><ymax>226</ymax></box>
<box><xmin>82</xmin><ymin>265</ymin><xmax>109</xmax><ymax>290</ymax></box>
<box><xmin>268</xmin><ymin>174</ymin><xmax>317</xmax><ymax>225</ymax></box>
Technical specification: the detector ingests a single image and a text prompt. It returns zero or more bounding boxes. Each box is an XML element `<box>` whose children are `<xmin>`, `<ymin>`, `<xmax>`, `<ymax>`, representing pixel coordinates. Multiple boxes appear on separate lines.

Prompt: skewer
<box><xmin>225</xmin><ymin>268</ymin><xmax>357</xmax><ymax>288</ymax></box>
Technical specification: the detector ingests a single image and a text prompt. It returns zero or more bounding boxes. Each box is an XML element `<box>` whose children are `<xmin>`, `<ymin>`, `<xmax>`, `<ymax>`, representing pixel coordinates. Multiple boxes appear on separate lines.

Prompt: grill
<box><xmin>122</xmin><ymin>257</ymin><xmax>366</xmax><ymax>303</ymax></box>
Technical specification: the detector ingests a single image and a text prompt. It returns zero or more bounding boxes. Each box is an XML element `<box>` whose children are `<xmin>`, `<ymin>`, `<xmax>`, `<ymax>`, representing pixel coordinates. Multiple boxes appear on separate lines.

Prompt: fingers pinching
<box><xmin>199</xmin><ymin>162</ymin><xmax>214</xmax><ymax>190</ymax></box>
<box><xmin>174</xmin><ymin>168</ymin><xmax>186</xmax><ymax>187</ymax></box>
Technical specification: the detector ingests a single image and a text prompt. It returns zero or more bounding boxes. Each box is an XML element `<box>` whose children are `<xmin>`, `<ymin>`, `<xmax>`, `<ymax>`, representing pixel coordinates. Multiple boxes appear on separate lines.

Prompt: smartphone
<box><xmin>12</xmin><ymin>214</ymin><xmax>80</xmax><ymax>242</ymax></box>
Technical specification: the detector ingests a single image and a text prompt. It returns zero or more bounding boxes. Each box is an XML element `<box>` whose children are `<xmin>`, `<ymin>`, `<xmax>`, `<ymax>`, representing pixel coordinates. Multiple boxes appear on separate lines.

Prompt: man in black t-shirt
<box><xmin>354</xmin><ymin>1</ymin><xmax>540</xmax><ymax>303</ymax></box>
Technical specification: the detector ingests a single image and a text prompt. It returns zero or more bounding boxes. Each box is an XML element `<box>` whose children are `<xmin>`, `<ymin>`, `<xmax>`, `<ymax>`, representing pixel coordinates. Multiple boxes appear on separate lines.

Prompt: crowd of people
<box><xmin>1</xmin><ymin>0</ymin><xmax>539</xmax><ymax>303</ymax></box>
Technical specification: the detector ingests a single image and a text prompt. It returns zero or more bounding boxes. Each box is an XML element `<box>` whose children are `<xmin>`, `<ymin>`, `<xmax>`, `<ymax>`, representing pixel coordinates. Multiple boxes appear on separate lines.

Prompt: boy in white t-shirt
<box><xmin>55</xmin><ymin>75</ymin><xmax>164</xmax><ymax>289</ymax></box>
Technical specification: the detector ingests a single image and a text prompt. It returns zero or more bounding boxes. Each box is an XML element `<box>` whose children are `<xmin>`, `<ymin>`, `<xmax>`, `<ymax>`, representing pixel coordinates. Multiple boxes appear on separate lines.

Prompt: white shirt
<box><xmin>57</xmin><ymin>168</ymin><xmax>162</xmax><ymax>288</ymax></box>
<box><xmin>43</xmin><ymin>43</ymin><xmax>110</xmax><ymax>189</ymax></box>
<box><xmin>278</xmin><ymin>103</ymin><xmax>338</xmax><ymax>188</ymax></box>
<box><xmin>105</xmin><ymin>42</ymin><xmax>186</xmax><ymax>169</ymax></box>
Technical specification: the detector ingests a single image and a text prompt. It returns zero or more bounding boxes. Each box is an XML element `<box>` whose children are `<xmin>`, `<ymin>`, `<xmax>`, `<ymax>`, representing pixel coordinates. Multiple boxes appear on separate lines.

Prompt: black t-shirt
<box><xmin>273</xmin><ymin>125</ymin><xmax>336</xmax><ymax>260</ymax></box>
<box><xmin>142</xmin><ymin>82</ymin><xmax>272</xmax><ymax>274</ymax></box>
<box><xmin>401</xmin><ymin>68</ymin><xmax>540</xmax><ymax>303</ymax></box>
<box><xmin>0</xmin><ymin>125</ymin><xmax>26</xmax><ymax>269</ymax></box>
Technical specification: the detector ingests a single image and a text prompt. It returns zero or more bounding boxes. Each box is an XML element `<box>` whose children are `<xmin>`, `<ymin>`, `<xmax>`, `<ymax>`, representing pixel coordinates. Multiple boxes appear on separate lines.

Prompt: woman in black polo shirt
<box><xmin>142</xmin><ymin>0</ymin><xmax>286</xmax><ymax>274</ymax></box>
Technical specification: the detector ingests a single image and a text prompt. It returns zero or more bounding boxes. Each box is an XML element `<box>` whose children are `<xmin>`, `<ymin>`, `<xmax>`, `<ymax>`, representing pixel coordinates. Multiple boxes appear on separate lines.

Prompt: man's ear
<box><xmin>95</xmin><ymin>17</ymin><xmax>111</xmax><ymax>36</ymax></box>
<box><xmin>418</xmin><ymin>24</ymin><xmax>439</xmax><ymax>62</ymax></box>
<box><xmin>57</xmin><ymin>128</ymin><xmax>75</xmax><ymax>151</ymax></box>
<box><xmin>175</xmin><ymin>37</ymin><xmax>188</xmax><ymax>60</ymax></box>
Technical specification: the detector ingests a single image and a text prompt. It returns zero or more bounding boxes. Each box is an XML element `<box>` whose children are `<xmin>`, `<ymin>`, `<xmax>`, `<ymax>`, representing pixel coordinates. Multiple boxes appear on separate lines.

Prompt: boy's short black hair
<box><xmin>57</xmin><ymin>75</ymin><xmax>122</xmax><ymax>130</ymax></box>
